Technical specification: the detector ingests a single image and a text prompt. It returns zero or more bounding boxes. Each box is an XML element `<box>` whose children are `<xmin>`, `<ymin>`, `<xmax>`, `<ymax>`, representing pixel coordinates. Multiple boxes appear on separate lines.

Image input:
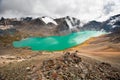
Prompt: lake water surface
<box><xmin>13</xmin><ymin>31</ymin><xmax>106</xmax><ymax>51</ymax></box>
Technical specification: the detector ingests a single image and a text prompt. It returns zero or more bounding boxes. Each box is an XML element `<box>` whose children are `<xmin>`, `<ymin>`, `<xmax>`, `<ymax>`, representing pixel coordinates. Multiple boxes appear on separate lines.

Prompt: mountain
<box><xmin>102</xmin><ymin>14</ymin><xmax>120</xmax><ymax>32</ymax></box>
<box><xmin>81</xmin><ymin>14</ymin><xmax>120</xmax><ymax>32</ymax></box>
<box><xmin>0</xmin><ymin>16</ymin><xmax>82</xmax><ymax>36</ymax></box>
<box><xmin>80</xmin><ymin>21</ymin><xmax>102</xmax><ymax>31</ymax></box>
<box><xmin>0</xmin><ymin>14</ymin><xmax>120</xmax><ymax>37</ymax></box>
<box><xmin>55</xmin><ymin>16</ymin><xmax>81</xmax><ymax>34</ymax></box>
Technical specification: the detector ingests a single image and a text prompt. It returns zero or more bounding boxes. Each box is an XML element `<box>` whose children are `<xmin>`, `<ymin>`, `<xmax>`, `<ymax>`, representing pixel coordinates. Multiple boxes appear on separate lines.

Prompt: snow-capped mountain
<box><xmin>0</xmin><ymin>16</ymin><xmax>82</xmax><ymax>36</ymax></box>
<box><xmin>0</xmin><ymin>14</ymin><xmax>120</xmax><ymax>37</ymax></box>
<box><xmin>102</xmin><ymin>14</ymin><xmax>120</xmax><ymax>32</ymax></box>
<box><xmin>80</xmin><ymin>14</ymin><xmax>120</xmax><ymax>32</ymax></box>
<box><xmin>55</xmin><ymin>16</ymin><xmax>81</xmax><ymax>33</ymax></box>
<box><xmin>65</xmin><ymin>16</ymin><xmax>80</xmax><ymax>30</ymax></box>
<box><xmin>20</xmin><ymin>17</ymin><xmax>57</xmax><ymax>26</ymax></box>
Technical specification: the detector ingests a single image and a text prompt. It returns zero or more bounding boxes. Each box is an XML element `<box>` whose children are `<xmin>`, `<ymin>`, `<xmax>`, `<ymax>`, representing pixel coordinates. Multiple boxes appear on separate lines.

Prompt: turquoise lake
<box><xmin>13</xmin><ymin>31</ymin><xmax>106</xmax><ymax>51</ymax></box>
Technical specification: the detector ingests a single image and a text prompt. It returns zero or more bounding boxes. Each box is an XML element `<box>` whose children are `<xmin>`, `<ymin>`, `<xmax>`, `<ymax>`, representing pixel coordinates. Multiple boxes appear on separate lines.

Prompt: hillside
<box><xmin>0</xmin><ymin>14</ymin><xmax>120</xmax><ymax>80</ymax></box>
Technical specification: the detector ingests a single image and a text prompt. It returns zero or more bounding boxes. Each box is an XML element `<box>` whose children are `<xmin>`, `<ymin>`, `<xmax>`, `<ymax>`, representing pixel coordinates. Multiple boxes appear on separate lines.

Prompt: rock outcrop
<box><xmin>40</xmin><ymin>52</ymin><xmax>120</xmax><ymax>80</ymax></box>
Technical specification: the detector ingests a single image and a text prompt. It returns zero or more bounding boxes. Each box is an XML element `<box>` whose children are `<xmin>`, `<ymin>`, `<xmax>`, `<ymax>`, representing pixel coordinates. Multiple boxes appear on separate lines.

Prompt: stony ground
<box><xmin>0</xmin><ymin>51</ymin><xmax>120</xmax><ymax>80</ymax></box>
<box><xmin>40</xmin><ymin>52</ymin><xmax>120</xmax><ymax>80</ymax></box>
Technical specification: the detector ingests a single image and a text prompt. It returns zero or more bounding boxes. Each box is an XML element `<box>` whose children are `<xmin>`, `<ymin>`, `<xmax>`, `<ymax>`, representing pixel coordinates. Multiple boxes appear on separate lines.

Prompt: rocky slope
<box><xmin>0</xmin><ymin>16</ymin><xmax>81</xmax><ymax>37</ymax></box>
<box><xmin>0</xmin><ymin>14</ymin><xmax>120</xmax><ymax>80</ymax></box>
<box><xmin>0</xmin><ymin>14</ymin><xmax>120</xmax><ymax>38</ymax></box>
<box><xmin>0</xmin><ymin>51</ymin><xmax>120</xmax><ymax>80</ymax></box>
<box><xmin>68</xmin><ymin>31</ymin><xmax>120</xmax><ymax>69</ymax></box>
<box><xmin>40</xmin><ymin>52</ymin><xmax>120</xmax><ymax>80</ymax></box>
<box><xmin>80</xmin><ymin>14</ymin><xmax>120</xmax><ymax>32</ymax></box>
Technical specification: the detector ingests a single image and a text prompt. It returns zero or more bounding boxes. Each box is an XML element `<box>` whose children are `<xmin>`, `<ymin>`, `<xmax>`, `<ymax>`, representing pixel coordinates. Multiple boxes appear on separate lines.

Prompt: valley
<box><xmin>0</xmin><ymin>14</ymin><xmax>120</xmax><ymax>80</ymax></box>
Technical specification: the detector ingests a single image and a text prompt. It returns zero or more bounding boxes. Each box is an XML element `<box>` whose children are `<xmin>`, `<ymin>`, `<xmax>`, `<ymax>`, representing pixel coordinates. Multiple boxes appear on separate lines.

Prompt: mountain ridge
<box><xmin>0</xmin><ymin>14</ymin><xmax>120</xmax><ymax>33</ymax></box>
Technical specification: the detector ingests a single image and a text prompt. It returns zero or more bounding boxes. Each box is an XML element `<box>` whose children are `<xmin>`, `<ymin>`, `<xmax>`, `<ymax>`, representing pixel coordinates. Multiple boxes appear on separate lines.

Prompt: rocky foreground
<box><xmin>40</xmin><ymin>52</ymin><xmax>120</xmax><ymax>80</ymax></box>
<box><xmin>0</xmin><ymin>52</ymin><xmax>120</xmax><ymax>80</ymax></box>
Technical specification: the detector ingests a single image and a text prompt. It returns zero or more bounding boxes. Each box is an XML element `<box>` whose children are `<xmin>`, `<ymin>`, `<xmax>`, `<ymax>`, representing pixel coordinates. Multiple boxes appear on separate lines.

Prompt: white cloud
<box><xmin>0</xmin><ymin>0</ymin><xmax>120</xmax><ymax>21</ymax></box>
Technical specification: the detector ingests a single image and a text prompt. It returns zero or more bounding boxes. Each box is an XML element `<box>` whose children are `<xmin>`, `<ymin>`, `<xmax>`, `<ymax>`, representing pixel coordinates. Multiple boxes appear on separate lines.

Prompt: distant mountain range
<box><xmin>0</xmin><ymin>14</ymin><xmax>120</xmax><ymax>36</ymax></box>
<box><xmin>0</xmin><ymin>16</ymin><xmax>81</xmax><ymax>36</ymax></box>
<box><xmin>80</xmin><ymin>14</ymin><xmax>120</xmax><ymax>32</ymax></box>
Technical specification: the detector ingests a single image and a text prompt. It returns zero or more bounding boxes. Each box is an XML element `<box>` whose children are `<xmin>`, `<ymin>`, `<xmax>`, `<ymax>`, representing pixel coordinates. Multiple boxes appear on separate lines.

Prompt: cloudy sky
<box><xmin>0</xmin><ymin>0</ymin><xmax>120</xmax><ymax>21</ymax></box>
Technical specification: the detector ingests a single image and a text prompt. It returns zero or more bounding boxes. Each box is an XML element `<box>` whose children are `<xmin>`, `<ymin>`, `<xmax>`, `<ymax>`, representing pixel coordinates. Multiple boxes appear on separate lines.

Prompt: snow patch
<box><xmin>80</xmin><ymin>22</ymin><xmax>85</xmax><ymax>27</ymax></box>
<box><xmin>108</xmin><ymin>16</ymin><xmax>120</xmax><ymax>25</ymax></box>
<box><xmin>41</xmin><ymin>17</ymin><xmax>58</xmax><ymax>25</ymax></box>
<box><xmin>65</xmin><ymin>16</ymin><xmax>80</xmax><ymax>30</ymax></box>
<box><xmin>112</xmin><ymin>25</ymin><xmax>116</xmax><ymax>28</ymax></box>
<box><xmin>65</xmin><ymin>18</ymin><xmax>73</xmax><ymax>30</ymax></box>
